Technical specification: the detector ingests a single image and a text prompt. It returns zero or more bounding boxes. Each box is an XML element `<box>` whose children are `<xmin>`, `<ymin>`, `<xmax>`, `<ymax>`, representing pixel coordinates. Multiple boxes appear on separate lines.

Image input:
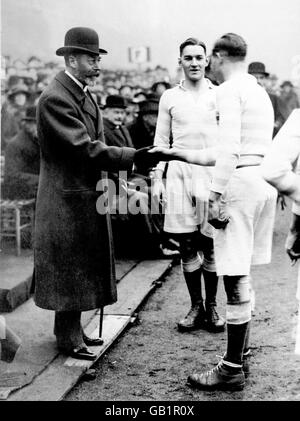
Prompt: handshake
<box><xmin>133</xmin><ymin>146</ymin><xmax>173</xmax><ymax>169</ymax></box>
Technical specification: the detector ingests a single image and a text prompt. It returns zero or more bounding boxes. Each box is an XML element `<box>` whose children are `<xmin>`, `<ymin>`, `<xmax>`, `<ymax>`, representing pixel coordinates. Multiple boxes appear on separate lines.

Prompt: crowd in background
<box><xmin>0</xmin><ymin>54</ymin><xmax>299</xmax><ymax>256</ymax></box>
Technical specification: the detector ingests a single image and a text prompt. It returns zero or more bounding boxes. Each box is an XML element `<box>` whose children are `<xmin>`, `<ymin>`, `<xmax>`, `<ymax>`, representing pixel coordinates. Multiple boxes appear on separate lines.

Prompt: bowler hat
<box><xmin>22</xmin><ymin>106</ymin><xmax>37</xmax><ymax>121</ymax></box>
<box><xmin>7</xmin><ymin>83</ymin><xmax>30</xmax><ymax>99</ymax></box>
<box><xmin>248</xmin><ymin>62</ymin><xmax>269</xmax><ymax>77</ymax></box>
<box><xmin>104</xmin><ymin>95</ymin><xmax>127</xmax><ymax>109</ymax></box>
<box><xmin>56</xmin><ymin>27</ymin><xmax>108</xmax><ymax>56</ymax></box>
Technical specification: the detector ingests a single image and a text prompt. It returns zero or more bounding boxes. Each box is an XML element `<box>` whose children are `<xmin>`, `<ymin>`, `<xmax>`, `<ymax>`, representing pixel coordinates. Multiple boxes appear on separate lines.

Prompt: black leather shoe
<box><xmin>177</xmin><ymin>302</ymin><xmax>206</xmax><ymax>332</ymax></box>
<box><xmin>205</xmin><ymin>305</ymin><xmax>226</xmax><ymax>333</ymax></box>
<box><xmin>69</xmin><ymin>346</ymin><xmax>97</xmax><ymax>361</ymax></box>
<box><xmin>83</xmin><ymin>333</ymin><xmax>104</xmax><ymax>346</ymax></box>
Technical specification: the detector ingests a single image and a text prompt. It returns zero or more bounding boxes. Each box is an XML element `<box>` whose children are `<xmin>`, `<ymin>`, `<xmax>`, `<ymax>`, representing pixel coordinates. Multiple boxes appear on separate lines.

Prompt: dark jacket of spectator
<box><xmin>279</xmin><ymin>86</ymin><xmax>300</xmax><ymax>122</ymax></box>
<box><xmin>3</xmin><ymin>127</ymin><xmax>40</xmax><ymax>199</ymax></box>
<box><xmin>1</xmin><ymin>102</ymin><xmax>26</xmax><ymax>152</ymax></box>
<box><xmin>268</xmin><ymin>92</ymin><xmax>286</xmax><ymax>137</ymax></box>
<box><xmin>127</xmin><ymin>96</ymin><xmax>159</xmax><ymax>175</ymax></box>
<box><xmin>103</xmin><ymin>117</ymin><xmax>134</xmax><ymax>148</ymax></box>
<box><xmin>1</xmin><ymin>84</ymin><xmax>31</xmax><ymax>152</ymax></box>
<box><xmin>103</xmin><ymin>117</ymin><xmax>134</xmax><ymax>189</ymax></box>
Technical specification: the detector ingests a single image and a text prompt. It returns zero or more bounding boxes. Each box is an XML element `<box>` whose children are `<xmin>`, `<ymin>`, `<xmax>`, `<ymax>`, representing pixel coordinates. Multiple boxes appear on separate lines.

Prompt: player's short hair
<box><xmin>212</xmin><ymin>33</ymin><xmax>247</xmax><ymax>59</ymax></box>
<box><xmin>179</xmin><ymin>37</ymin><xmax>207</xmax><ymax>56</ymax></box>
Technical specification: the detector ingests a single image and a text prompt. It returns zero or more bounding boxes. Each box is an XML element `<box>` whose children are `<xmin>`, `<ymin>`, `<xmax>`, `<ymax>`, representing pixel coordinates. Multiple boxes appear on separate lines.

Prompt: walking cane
<box><xmin>99</xmin><ymin>307</ymin><xmax>104</xmax><ymax>338</ymax></box>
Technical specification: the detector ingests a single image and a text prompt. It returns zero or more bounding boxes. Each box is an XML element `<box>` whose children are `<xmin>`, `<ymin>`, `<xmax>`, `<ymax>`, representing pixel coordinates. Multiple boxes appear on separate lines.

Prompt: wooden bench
<box><xmin>0</xmin><ymin>199</ymin><xmax>35</xmax><ymax>256</ymax></box>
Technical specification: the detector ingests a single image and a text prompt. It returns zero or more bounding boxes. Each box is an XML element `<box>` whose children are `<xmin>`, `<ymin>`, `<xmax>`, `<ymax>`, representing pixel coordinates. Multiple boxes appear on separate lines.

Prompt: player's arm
<box><xmin>208</xmin><ymin>84</ymin><xmax>241</xmax><ymax>228</ymax></box>
<box><xmin>150</xmin><ymin>146</ymin><xmax>218</xmax><ymax>166</ymax></box>
<box><xmin>261</xmin><ymin>109</ymin><xmax>300</xmax><ymax>204</ymax></box>
<box><xmin>210</xmin><ymin>84</ymin><xmax>242</xmax><ymax>195</ymax></box>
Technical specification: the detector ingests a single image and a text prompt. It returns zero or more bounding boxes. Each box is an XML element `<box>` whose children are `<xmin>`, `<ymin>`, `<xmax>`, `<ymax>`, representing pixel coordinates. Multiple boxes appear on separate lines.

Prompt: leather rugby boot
<box><xmin>222</xmin><ymin>350</ymin><xmax>250</xmax><ymax>378</ymax></box>
<box><xmin>187</xmin><ymin>359</ymin><xmax>245</xmax><ymax>391</ymax></box>
<box><xmin>205</xmin><ymin>305</ymin><xmax>226</xmax><ymax>333</ymax></box>
<box><xmin>177</xmin><ymin>302</ymin><xmax>206</xmax><ymax>332</ymax></box>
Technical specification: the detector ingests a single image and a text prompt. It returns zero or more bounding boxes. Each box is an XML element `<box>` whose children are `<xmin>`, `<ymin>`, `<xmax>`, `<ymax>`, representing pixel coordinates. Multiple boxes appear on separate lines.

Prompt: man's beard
<box><xmin>77</xmin><ymin>70</ymin><xmax>100</xmax><ymax>87</ymax></box>
<box><xmin>84</xmin><ymin>73</ymin><xmax>100</xmax><ymax>87</ymax></box>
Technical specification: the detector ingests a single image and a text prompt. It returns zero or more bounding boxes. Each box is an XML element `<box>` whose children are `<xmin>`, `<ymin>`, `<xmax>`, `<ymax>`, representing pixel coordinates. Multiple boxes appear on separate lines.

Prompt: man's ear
<box><xmin>68</xmin><ymin>55</ymin><xmax>77</xmax><ymax>69</ymax></box>
<box><xmin>204</xmin><ymin>56</ymin><xmax>210</xmax><ymax>68</ymax></box>
<box><xmin>178</xmin><ymin>57</ymin><xmax>182</xmax><ymax>66</ymax></box>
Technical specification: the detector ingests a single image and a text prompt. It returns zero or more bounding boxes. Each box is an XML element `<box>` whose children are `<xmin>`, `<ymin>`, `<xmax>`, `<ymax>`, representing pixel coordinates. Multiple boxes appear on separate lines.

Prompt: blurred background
<box><xmin>2</xmin><ymin>0</ymin><xmax>300</xmax><ymax>83</ymax></box>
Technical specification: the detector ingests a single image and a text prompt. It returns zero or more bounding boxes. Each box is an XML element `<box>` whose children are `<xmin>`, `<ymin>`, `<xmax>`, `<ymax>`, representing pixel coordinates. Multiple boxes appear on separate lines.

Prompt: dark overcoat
<box><xmin>103</xmin><ymin>118</ymin><xmax>134</xmax><ymax>149</ymax></box>
<box><xmin>34</xmin><ymin>71</ymin><xmax>135</xmax><ymax>311</ymax></box>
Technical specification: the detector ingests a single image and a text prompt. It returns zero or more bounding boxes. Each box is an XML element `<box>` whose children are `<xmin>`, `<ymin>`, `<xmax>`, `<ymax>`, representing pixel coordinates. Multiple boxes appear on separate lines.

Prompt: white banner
<box><xmin>128</xmin><ymin>46</ymin><xmax>150</xmax><ymax>64</ymax></box>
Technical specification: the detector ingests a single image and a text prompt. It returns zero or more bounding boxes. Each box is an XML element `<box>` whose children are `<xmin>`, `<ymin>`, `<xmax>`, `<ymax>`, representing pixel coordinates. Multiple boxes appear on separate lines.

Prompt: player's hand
<box><xmin>285</xmin><ymin>230</ymin><xmax>300</xmax><ymax>265</ymax></box>
<box><xmin>134</xmin><ymin>146</ymin><xmax>160</xmax><ymax>169</ymax></box>
<box><xmin>277</xmin><ymin>193</ymin><xmax>287</xmax><ymax>211</ymax></box>
<box><xmin>152</xmin><ymin>179</ymin><xmax>167</xmax><ymax>206</ymax></box>
<box><xmin>208</xmin><ymin>192</ymin><xmax>230</xmax><ymax>230</ymax></box>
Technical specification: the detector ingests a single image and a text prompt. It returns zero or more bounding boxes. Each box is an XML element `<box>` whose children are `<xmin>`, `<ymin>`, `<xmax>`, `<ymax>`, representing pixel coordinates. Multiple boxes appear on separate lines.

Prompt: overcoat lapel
<box><xmin>83</xmin><ymin>91</ymin><xmax>97</xmax><ymax>120</ymax></box>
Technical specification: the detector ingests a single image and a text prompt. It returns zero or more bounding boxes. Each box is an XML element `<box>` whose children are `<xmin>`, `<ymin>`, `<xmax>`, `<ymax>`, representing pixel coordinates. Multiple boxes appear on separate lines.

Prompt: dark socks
<box><xmin>243</xmin><ymin>321</ymin><xmax>251</xmax><ymax>354</ymax></box>
<box><xmin>202</xmin><ymin>269</ymin><xmax>219</xmax><ymax>307</ymax></box>
<box><xmin>225</xmin><ymin>321</ymin><xmax>250</xmax><ymax>366</ymax></box>
<box><xmin>183</xmin><ymin>268</ymin><xmax>203</xmax><ymax>306</ymax></box>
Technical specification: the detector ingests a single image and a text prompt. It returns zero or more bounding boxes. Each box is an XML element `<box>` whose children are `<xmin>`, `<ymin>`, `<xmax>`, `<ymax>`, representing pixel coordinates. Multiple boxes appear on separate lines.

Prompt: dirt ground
<box><xmin>65</xmin><ymin>202</ymin><xmax>300</xmax><ymax>401</ymax></box>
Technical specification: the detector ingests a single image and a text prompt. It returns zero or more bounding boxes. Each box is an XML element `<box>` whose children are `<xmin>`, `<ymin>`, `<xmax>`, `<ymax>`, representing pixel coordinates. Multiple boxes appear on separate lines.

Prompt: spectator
<box><xmin>151</xmin><ymin>81</ymin><xmax>171</xmax><ymax>97</ymax></box>
<box><xmin>119</xmin><ymin>84</ymin><xmax>134</xmax><ymax>100</ymax></box>
<box><xmin>248</xmin><ymin>61</ymin><xmax>285</xmax><ymax>137</ymax></box>
<box><xmin>124</xmin><ymin>100</ymin><xmax>139</xmax><ymax>125</ymax></box>
<box><xmin>3</xmin><ymin>105</ymin><xmax>40</xmax><ymax>200</ymax></box>
<box><xmin>279</xmin><ymin>80</ymin><xmax>300</xmax><ymax>121</ymax></box>
<box><xmin>103</xmin><ymin>95</ymin><xmax>132</xmax><ymax>148</ymax></box>
<box><xmin>1</xmin><ymin>82</ymin><xmax>31</xmax><ymax>152</ymax></box>
<box><xmin>128</xmin><ymin>93</ymin><xmax>160</xmax><ymax>174</ymax></box>
<box><xmin>133</xmin><ymin>90</ymin><xmax>148</xmax><ymax>103</ymax></box>
<box><xmin>105</xmin><ymin>83</ymin><xmax>119</xmax><ymax>97</ymax></box>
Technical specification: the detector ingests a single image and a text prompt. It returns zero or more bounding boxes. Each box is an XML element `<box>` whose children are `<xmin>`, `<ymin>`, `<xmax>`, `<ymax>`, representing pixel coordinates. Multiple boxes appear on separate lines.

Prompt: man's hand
<box><xmin>134</xmin><ymin>146</ymin><xmax>175</xmax><ymax>169</ymax></box>
<box><xmin>277</xmin><ymin>193</ymin><xmax>287</xmax><ymax>211</ymax></box>
<box><xmin>285</xmin><ymin>213</ymin><xmax>300</xmax><ymax>264</ymax></box>
<box><xmin>285</xmin><ymin>230</ymin><xmax>300</xmax><ymax>265</ymax></box>
<box><xmin>133</xmin><ymin>146</ymin><xmax>159</xmax><ymax>169</ymax></box>
<box><xmin>208</xmin><ymin>191</ymin><xmax>230</xmax><ymax>230</ymax></box>
<box><xmin>152</xmin><ymin>179</ymin><xmax>167</xmax><ymax>206</ymax></box>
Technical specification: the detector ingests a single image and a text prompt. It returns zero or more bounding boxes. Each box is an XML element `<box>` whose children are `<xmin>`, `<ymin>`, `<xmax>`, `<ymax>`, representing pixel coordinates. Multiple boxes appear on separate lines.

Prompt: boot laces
<box><xmin>206</xmin><ymin>356</ymin><xmax>224</xmax><ymax>377</ymax></box>
<box><xmin>187</xmin><ymin>303</ymin><xmax>203</xmax><ymax>316</ymax></box>
<box><xmin>208</xmin><ymin>306</ymin><xmax>219</xmax><ymax>322</ymax></box>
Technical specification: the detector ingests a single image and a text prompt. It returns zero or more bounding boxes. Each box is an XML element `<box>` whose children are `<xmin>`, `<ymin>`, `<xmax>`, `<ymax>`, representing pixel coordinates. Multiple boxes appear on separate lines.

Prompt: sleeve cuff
<box><xmin>210</xmin><ymin>182</ymin><xmax>226</xmax><ymax>195</ymax></box>
<box><xmin>292</xmin><ymin>202</ymin><xmax>300</xmax><ymax>216</ymax></box>
<box><xmin>119</xmin><ymin>147</ymin><xmax>136</xmax><ymax>171</ymax></box>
